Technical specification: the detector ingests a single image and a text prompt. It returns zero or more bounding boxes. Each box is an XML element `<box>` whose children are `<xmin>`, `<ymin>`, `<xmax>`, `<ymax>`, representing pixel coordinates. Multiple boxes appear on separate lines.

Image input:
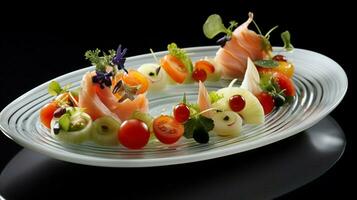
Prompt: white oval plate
<box><xmin>0</xmin><ymin>46</ymin><xmax>348</xmax><ymax>167</ymax></box>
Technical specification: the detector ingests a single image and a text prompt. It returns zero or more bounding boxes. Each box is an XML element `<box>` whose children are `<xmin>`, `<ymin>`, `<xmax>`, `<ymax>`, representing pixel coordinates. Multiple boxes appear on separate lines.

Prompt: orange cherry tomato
<box><xmin>257</xmin><ymin>61</ymin><xmax>294</xmax><ymax>78</ymax></box>
<box><xmin>195</xmin><ymin>60</ymin><xmax>215</xmax><ymax>74</ymax></box>
<box><xmin>40</xmin><ymin>101</ymin><xmax>58</xmax><ymax>129</ymax></box>
<box><xmin>153</xmin><ymin>115</ymin><xmax>184</xmax><ymax>144</ymax></box>
<box><xmin>160</xmin><ymin>55</ymin><xmax>188</xmax><ymax>84</ymax></box>
<box><xmin>113</xmin><ymin>70</ymin><xmax>149</xmax><ymax>95</ymax></box>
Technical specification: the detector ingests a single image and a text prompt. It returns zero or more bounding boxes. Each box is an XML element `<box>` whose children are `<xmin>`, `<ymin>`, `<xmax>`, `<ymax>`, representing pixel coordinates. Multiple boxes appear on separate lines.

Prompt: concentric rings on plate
<box><xmin>0</xmin><ymin>46</ymin><xmax>348</xmax><ymax>167</ymax></box>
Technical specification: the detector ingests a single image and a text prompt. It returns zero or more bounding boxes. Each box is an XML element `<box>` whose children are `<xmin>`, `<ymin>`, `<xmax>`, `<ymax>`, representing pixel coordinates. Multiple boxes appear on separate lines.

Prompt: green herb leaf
<box><xmin>184</xmin><ymin>118</ymin><xmax>196</xmax><ymax>138</ymax></box>
<box><xmin>254</xmin><ymin>60</ymin><xmax>279</xmax><ymax>68</ymax></box>
<box><xmin>167</xmin><ymin>43</ymin><xmax>193</xmax><ymax>73</ymax></box>
<box><xmin>183</xmin><ymin>115</ymin><xmax>214</xmax><ymax>139</ymax></box>
<box><xmin>281</xmin><ymin>31</ymin><xmax>294</xmax><ymax>51</ymax></box>
<box><xmin>203</xmin><ymin>14</ymin><xmax>228</xmax><ymax>39</ymax></box>
<box><xmin>187</xmin><ymin>103</ymin><xmax>200</xmax><ymax>116</ymax></box>
<box><xmin>59</xmin><ymin>113</ymin><xmax>71</xmax><ymax>132</ymax></box>
<box><xmin>209</xmin><ymin>91</ymin><xmax>223</xmax><ymax>104</ymax></box>
<box><xmin>85</xmin><ymin>49</ymin><xmax>116</xmax><ymax>72</ymax></box>
<box><xmin>203</xmin><ymin>14</ymin><xmax>237</xmax><ymax>39</ymax></box>
<box><xmin>197</xmin><ymin>115</ymin><xmax>214</xmax><ymax>132</ymax></box>
<box><xmin>48</xmin><ymin>81</ymin><xmax>63</xmax><ymax>96</ymax></box>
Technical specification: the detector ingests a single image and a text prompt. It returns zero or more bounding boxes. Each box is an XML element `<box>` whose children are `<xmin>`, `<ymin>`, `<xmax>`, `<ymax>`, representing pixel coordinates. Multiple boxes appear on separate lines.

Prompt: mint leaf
<box><xmin>197</xmin><ymin>115</ymin><xmax>214</xmax><ymax>132</ymax></box>
<box><xmin>48</xmin><ymin>81</ymin><xmax>63</xmax><ymax>96</ymax></box>
<box><xmin>183</xmin><ymin>115</ymin><xmax>214</xmax><ymax>139</ymax></box>
<box><xmin>184</xmin><ymin>118</ymin><xmax>196</xmax><ymax>138</ymax></box>
<box><xmin>281</xmin><ymin>31</ymin><xmax>294</xmax><ymax>51</ymax></box>
<box><xmin>254</xmin><ymin>60</ymin><xmax>279</xmax><ymax>68</ymax></box>
<box><xmin>59</xmin><ymin>113</ymin><xmax>71</xmax><ymax>132</ymax></box>
<box><xmin>167</xmin><ymin>43</ymin><xmax>193</xmax><ymax>73</ymax></box>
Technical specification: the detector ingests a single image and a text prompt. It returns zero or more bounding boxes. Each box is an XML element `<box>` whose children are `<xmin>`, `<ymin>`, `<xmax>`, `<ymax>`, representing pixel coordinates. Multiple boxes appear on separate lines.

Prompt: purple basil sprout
<box><xmin>112</xmin><ymin>44</ymin><xmax>128</xmax><ymax>73</ymax></box>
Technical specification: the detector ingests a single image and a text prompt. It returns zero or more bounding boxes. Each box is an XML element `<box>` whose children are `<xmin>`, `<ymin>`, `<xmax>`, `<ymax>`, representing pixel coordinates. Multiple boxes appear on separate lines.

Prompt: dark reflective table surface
<box><xmin>0</xmin><ymin>116</ymin><xmax>346</xmax><ymax>200</ymax></box>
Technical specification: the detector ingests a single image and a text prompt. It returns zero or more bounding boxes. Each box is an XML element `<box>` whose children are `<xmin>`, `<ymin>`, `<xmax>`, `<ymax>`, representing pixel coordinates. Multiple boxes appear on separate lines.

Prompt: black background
<box><xmin>0</xmin><ymin>0</ymin><xmax>355</xmax><ymax>199</ymax></box>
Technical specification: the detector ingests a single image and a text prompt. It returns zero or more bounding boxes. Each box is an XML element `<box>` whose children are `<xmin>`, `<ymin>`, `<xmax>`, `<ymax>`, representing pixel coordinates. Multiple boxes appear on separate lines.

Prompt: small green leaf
<box><xmin>184</xmin><ymin>118</ymin><xmax>196</xmax><ymax>138</ymax></box>
<box><xmin>167</xmin><ymin>43</ymin><xmax>193</xmax><ymax>73</ymax></box>
<box><xmin>281</xmin><ymin>31</ymin><xmax>294</xmax><ymax>51</ymax></box>
<box><xmin>209</xmin><ymin>91</ymin><xmax>223</xmax><ymax>104</ymax></box>
<box><xmin>254</xmin><ymin>60</ymin><xmax>279</xmax><ymax>68</ymax></box>
<box><xmin>203</xmin><ymin>14</ymin><xmax>229</xmax><ymax>39</ymax></box>
<box><xmin>197</xmin><ymin>115</ymin><xmax>214</xmax><ymax>132</ymax></box>
<box><xmin>48</xmin><ymin>81</ymin><xmax>62</xmax><ymax>96</ymax></box>
<box><xmin>59</xmin><ymin>113</ymin><xmax>71</xmax><ymax>132</ymax></box>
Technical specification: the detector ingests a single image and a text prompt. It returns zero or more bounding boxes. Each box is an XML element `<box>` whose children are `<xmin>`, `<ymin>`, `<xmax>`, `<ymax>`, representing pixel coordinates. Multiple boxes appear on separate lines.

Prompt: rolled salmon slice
<box><xmin>79</xmin><ymin>72</ymin><xmax>121</xmax><ymax>122</ymax></box>
<box><xmin>215</xmin><ymin>48</ymin><xmax>246</xmax><ymax>79</ymax></box>
<box><xmin>79</xmin><ymin>72</ymin><xmax>149</xmax><ymax>122</ymax></box>
<box><xmin>215</xmin><ymin>12</ymin><xmax>269</xmax><ymax>79</ymax></box>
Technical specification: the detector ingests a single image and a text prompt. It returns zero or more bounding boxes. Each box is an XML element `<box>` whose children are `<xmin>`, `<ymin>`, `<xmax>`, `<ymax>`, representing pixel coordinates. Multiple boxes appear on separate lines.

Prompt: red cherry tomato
<box><xmin>256</xmin><ymin>92</ymin><xmax>275</xmax><ymax>115</ymax></box>
<box><xmin>173</xmin><ymin>103</ymin><xmax>190</xmax><ymax>123</ymax></box>
<box><xmin>153</xmin><ymin>115</ymin><xmax>184</xmax><ymax>144</ymax></box>
<box><xmin>273</xmin><ymin>72</ymin><xmax>296</xmax><ymax>96</ymax></box>
<box><xmin>195</xmin><ymin>60</ymin><xmax>215</xmax><ymax>73</ymax></box>
<box><xmin>40</xmin><ymin>102</ymin><xmax>59</xmax><ymax>129</ymax></box>
<box><xmin>118</xmin><ymin>119</ymin><xmax>150</xmax><ymax>149</ymax></box>
<box><xmin>272</xmin><ymin>54</ymin><xmax>287</xmax><ymax>62</ymax></box>
<box><xmin>229</xmin><ymin>95</ymin><xmax>246</xmax><ymax>112</ymax></box>
<box><xmin>192</xmin><ymin>69</ymin><xmax>207</xmax><ymax>82</ymax></box>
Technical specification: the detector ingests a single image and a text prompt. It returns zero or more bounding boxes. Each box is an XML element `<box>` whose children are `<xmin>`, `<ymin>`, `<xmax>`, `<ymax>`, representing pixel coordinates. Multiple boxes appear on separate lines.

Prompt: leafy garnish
<box><xmin>203</xmin><ymin>14</ymin><xmax>238</xmax><ymax>39</ymax></box>
<box><xmin>59</xmin><ymin>113</ymin><xmax>70</xmax><ymax>132</ymax></box>
<box><xmin>183</xmin><ymin>115</ymin><xmax>214</xmax><ymax>143</ymax></box>
<box><xmin>209</xmin><ymin>91</ymin><xmax>223</xmax><ymax>104</ymax></box>
<box><xmin>85</xmin><ymin>49</ymin><xmax>116</xmax><ymax>72</ymax></box>
<box><xmin>48</xmin><ymin>81</ymin><xmax>71</xmax><ymax>96</ymax></box>
<box><xmin>259</xmin><ymin>73</ymin><xmax>289</xmax><ymax>106</ymax></box>
<box><xmin>254</xmin><ymin>60</ymin><xmax>279</xmax><ymax>68</ymax></box>
<box><xmin>281</xmin><ymin>31</ymin><xmax>294</xmax><ymax>51</ymax></box>
<box><xmin>167</xmin><ymin>43</ymin><xmax>193</xmax><ymax>73</ymax></box>
<box><xmin>187</xmin><ymin>103</ymin><xmax>200</xmax><ymax>116</ymax></box>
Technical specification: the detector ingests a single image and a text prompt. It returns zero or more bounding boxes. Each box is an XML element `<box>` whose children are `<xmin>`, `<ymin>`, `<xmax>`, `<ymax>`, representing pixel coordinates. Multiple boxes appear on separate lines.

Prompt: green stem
<box><xmin>252</xmin><ymin>19</ymin><xmax>263</xmax><ymax>36</ymax></box>
<box><xmin>265</xmin><ymin>25</ymin><xmax>279</xmax><ymax>39</ymax></box>
<box><xmin>150</xmin><ymin>48</ymin><xmax>160</xmax><ymax>64</ymax></box>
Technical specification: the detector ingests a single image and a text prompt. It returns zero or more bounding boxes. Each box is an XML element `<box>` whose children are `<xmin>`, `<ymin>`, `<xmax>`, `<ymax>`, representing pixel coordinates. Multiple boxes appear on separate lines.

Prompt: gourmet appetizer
<box><xmin>39</xmin><ymin>12</ymin><xmax>297</xmax><ymax>149</ymax></box>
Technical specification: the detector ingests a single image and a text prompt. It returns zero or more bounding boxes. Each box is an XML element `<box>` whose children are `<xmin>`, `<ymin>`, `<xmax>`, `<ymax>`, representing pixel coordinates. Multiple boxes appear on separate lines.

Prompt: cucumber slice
<box><xmin>51</xmin><ymin>112</ymin><xmax>92</xmax><ymax>144</ymax></box>
<box><xmin>137</xmin><ymin>63</ymin><xmax>168</xmax><ymax>91</ymax></box>
<box><xmin>91</xmin><ymin>116</ymin><xmax>121</xmax><ymax>146</ymax></box>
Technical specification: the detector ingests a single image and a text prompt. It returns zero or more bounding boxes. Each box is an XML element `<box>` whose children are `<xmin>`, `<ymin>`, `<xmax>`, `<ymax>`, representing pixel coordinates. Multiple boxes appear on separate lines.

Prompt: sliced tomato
<box><xmin>153</xmin><ymin>115</ymin><xmax>184</xmax><ymax>144</ymax></box>
<box><xmin>113</xmin><ymin>70</ymin><xmax>149</xmax><ymax>95</ymax></box>
<box><xmin>256</xmin><ymin>92</ymin><xmax>274</xmax><ymax>115</ymax></box>
<box><xmin>40</xmin><ymin>101</ymin><xmax>59</xmax><ymax>129</ymax></box>
<box><xmin>195</xmin><ymin>60</ymin><xmax>215</xmax><ymax>74</ymax></box>
<box><xmin>273</xmin><ymin>72</ymin><xmax>296</xmax><ymax>96</ymax></box>
<box><xmin>160</xmin><ymin>55</ymin><xmax>188</xmax><ymax>84</ymax></box>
